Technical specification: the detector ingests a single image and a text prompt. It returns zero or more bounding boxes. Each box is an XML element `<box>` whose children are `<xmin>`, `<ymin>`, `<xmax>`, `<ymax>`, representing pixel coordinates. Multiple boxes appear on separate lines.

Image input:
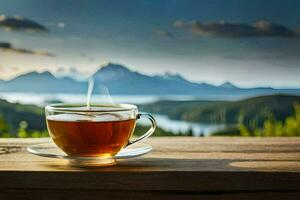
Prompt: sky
<box><xmin>0</xmin><ymin>0</ymin><xmax>300</xmax><ymax>88</ymax></box>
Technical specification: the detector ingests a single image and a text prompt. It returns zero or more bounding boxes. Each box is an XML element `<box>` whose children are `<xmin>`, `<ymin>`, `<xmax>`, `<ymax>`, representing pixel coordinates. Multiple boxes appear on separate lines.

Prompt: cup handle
<box><xmin>126</xmin><ymin>112</ymin><xmax>156</xmax><ymax>147</ymax></box>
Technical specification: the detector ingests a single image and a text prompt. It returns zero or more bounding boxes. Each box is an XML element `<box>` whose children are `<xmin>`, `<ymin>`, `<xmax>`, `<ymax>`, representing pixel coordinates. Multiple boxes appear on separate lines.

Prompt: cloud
<box><xmin>154</xmin><ymin>29</ymin><xmax>173</xmax><ymax>38</ymax></box>
<box><xmin>0</xmin><ymin>15</ymin><xmax>48</xmax><ymax>32</ymax></box>
<box><xmin>46</xmin><ymin>21</ymin><xmax>66</xmax><ymax>29</ymax></box>
<box><xmin>80</xmin><ymin>53</ymin><xmax>95</xmax><ymax>62</ymax></box>
<box><xmin>223</xmin><ymin>54</ymin><xmax>281</xmax><ymax>61</ymax></box>
<box><xmin>223</xmin><ymin>52</ymin><xmax>300</xmax><ymax>61</ymax></box>
<box><xmin>55</xmin><ymin>66</ymin><xmax>87</xmax><ymax>80</ymax></box>
<box><xmin>173</xmin><ymin>20</ymin><xmax>185</xmax><ymax>28</ymax></box>
<box><xmin>0</xmin><ymin>42</ymin><xmax>54</xmax><ymax>57</ymax></box>
<box><xmin>174</xmin><ymin>20</ymin><xmax>298</xmax><ymax>38</ymax></box>
<box><xmin>57</xmin><ymin>22</ymin><xmax>65</xmax><ymax>28</ymax></box>
<box><xmin>0</xmin><ymin>65</ymin><xmax>20</xmax><ymax>73</ymax></box>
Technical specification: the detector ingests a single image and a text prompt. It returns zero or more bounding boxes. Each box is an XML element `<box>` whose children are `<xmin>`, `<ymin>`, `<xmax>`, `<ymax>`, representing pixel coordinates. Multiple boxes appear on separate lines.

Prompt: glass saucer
<box><xmin>27</xmin><ymin>142</ymin><xmax>152</xmax><ymax>166</ymax></box>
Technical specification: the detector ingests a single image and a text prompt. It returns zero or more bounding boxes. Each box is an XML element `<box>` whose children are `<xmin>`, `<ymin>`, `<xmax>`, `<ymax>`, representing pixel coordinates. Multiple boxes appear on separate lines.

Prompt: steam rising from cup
<box><xmin>86</xmin><ymin>77</ymin><xmax>94</xmax><ymax>109</ymax></box>
<box><xmin>86</xmin><ymin>77</ymin><xmax>115</xmax><ymax>109</ymax></box>
<box><xmin>98</xmin><ymin>85</ymin><xmax>115</xmax><ymax>105</ymax></box>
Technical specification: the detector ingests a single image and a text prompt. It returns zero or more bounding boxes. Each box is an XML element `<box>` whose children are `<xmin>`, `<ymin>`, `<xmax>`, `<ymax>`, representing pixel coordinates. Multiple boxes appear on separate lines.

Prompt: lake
<box><xmin>0</xmin><ymin>92</ymin><xmax>226</xmax><ymax>136</ymax></box>
<box><xmin>0</xmin><ymin>92</ymin><xmax>214</xmax><ymax>106</ymax></box>
<box><xmin>138</xmin><ymin>114</ymin><xmax>225</xmax><ymax>136</ymax></box>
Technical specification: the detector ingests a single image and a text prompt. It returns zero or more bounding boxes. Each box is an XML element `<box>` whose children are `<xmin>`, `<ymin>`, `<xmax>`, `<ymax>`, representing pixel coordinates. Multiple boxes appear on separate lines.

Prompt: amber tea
<box><xmin>47</xmin><ymin>114</ymin><xmax>136</xmax><ymax>157</ymax></box>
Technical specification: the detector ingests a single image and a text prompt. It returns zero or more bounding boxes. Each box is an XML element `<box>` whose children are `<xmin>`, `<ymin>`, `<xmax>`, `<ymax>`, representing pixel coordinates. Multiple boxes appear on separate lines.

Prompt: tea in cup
<box><xmin>45</xmin><ymin>104</ymin><xmax>156</xmax><ymax>164</ymax></box>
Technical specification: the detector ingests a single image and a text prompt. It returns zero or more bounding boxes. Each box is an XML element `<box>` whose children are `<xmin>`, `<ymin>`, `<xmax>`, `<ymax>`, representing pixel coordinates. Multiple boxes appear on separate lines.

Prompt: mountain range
<box><xmin>0</xmin><ymin>63</ymin><xmax>299</xmax><ymax>97</ymax></box>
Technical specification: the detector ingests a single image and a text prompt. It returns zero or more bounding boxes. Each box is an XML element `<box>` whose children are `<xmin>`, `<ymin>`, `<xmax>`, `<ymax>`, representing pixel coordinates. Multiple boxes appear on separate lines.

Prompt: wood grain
<box><xmin>0</xmin><ymin>137</ymin><xmax>299</xmax><ymax>199</ymax></box>
<box><xmin>0</xmin><ymin>189</ymin><xmax>299</xmax><ymax>200</ymax></box>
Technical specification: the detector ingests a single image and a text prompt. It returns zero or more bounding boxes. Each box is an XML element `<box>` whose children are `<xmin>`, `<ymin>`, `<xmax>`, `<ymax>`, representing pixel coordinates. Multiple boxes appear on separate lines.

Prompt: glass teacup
<box><xmin>45</xmin><ymin>103</ymin><xmax>156</xmax><ymax>165</ymax></box>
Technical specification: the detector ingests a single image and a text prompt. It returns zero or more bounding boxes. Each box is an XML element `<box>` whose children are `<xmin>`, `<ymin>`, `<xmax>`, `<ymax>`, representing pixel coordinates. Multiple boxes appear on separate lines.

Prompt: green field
<box><xmin>140</xmin><ymin>95</ymin><xmax>300</xmax><ymax>126</ymax></box>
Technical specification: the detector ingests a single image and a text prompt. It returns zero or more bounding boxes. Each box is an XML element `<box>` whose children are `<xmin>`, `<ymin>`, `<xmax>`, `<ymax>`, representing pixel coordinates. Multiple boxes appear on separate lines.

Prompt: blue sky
<box><xmin>0</xmin><ymin>0</ymin><xmax>300</xmax><ymax>87</ymax></box>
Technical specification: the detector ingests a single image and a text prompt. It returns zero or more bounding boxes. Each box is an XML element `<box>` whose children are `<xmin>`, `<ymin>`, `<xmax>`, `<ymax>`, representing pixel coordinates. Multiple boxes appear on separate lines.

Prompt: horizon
<box><xmin>2</xmin><ymin>62</ymin><xmax>299</xmax><ymax>90</ymax></box>
<box><xmin>0</xmin><ymin>0</ymin><xmax>300</xmax><ymax>88</ymax></box>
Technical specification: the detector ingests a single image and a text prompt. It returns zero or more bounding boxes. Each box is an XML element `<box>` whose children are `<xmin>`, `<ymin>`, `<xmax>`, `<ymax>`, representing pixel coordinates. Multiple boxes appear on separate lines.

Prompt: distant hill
<box><xmin>0</xmin><ymin>71</ymin><xmax>86</xmax><ymax>93</ymax></box>
<box><xmin>219</xmin><ymin>81</ymin><xmax>238</xmax><ymax>89</ymax></box>
<box><xmin>140</xmin><ymin>94</ymin><xmax>300</xmax><ymax>129</ymax></box>
<box><xmin>0</xmin><ymin>63</ymin><xmax>300</xmax><ymax>97</ymax></box>
<box><xmin>0</xmin><ymin>99</ymin><xmax>45</xmax><ymax>135</ymax></box>
<box><xmin>92</xmin><ymin>63</ymin><xmax>220</xmax><ymax>94</ymax></box>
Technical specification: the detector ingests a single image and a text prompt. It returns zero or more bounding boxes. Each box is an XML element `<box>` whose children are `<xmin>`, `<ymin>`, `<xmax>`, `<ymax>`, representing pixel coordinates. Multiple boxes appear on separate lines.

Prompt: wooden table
<box><xmin>0</xmin><ymin>137</ymin><xmax>299</xmax><ymax>200</ymax></box>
